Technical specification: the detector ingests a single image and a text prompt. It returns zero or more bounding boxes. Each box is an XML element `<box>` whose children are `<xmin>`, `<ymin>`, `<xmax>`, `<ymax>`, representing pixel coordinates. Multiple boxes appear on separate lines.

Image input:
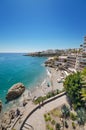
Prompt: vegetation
<box><xmin>80</xmin><ymin>68</ymin><xmax>86</xmax><ymax>110</ymax></box>
<box><xmin>55</xmin><ymin>123</ymin><xmax>61</xmax><ymax>130</ymax></box>
<box><xmin>44</xmin><ymin>104</ymin><xmax>86</xmax><ymax>130</ymax></box>
<box><xmin>46</xmin><ymin>124</ymin><xmax>54</xmax><ymax>130</ymax></box>
<box><xmin>44</xmin><ymin>113</ymin><xmax>51</xmax><ymax>122</ymax></box>
<box><xmin>64</xmin><ymin>72</ymin><xmax>83</xmax><ymax>109</ymax></box>
<box><xmin>63</xmin><ymin>68</ymin><xmax>86</xmax><ymax>128</ymax></box>
<box><xmin>81</xmin><ymin>88</ymin><xmax>86</xmax><ymax>104</ymax></box>
<box><xmin>33</xmin><ymin>89</ymin><xmax>60</xmax><ymax>104</ymax></box>
<box><xmin>70</xmin><ymin>112</ymin><xmax>77</xmax><ymax>121</ymax></box>
<box><xmin>64</xmin><ymin>120</ymin><xmax>68</xmax><ymax>128</ymax></box>
<box><xmin>34</xmin><ymin>96</ymin><xmax>46</xmax><ymax>104</ymax></box>
<box><xmin>61</xmin><ymin>104</ymin><xmax>70</xmax><ymax>118</ymax></box>
<box><xmin>77</xmin><ymin>108</ymin><xmax>86</xmax><ymax>126</ymax></box>
<box><xmin>72</xmin><ymin>122</ymin><xmax>76</xmax><ymax>129</ymax></box>
<box><xmin>51</xmin><ymin>120</ymin><xmax>56</xmax><ymax>125</ymax></box>
<box><xmin>44</xmin><ymin>67</ymin><xmax>86</xmax><ymax>130</ymax></box>
<box><xmin>51</xmin><ymin>108</ymin><xmax>61</xmax><ymax>117</ymax></box>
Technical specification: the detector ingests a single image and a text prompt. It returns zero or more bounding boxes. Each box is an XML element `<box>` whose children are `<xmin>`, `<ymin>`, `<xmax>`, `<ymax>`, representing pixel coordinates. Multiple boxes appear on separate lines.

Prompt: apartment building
<box><xmin>67</xmin><ymin>54</ymin><xmax>77</xmax><ymax>68</ymax></box>
<box><xmin>67</xmin><ymin>36</ymin><xmax>86</xmax><ymax>71</ymax></box>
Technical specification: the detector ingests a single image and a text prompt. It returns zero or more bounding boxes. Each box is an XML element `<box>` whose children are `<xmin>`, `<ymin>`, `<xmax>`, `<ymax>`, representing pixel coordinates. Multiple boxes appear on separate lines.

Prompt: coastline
<box><xmin>1</xmin><ymin>66</ymin><xmax>64</xmax><ymax>112</ymax></box>
<box><xmin>0</xmin><ymin>53</ymin><xmax>47</xmax><ymax>104</ymax></box>
<box><xmin>0</xmin><ymin>67</ymin><xmax>47</xmax><ymax>112</ymax></box>
<box><xmin>0</xmin><ymin>65</ymin><xmax>64</xmax><ymax>129</ymax></box>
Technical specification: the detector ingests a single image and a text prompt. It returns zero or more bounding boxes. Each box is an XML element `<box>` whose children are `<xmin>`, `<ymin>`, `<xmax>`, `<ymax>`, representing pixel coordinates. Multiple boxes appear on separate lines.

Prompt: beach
<box><xmin>21</xmin><ymin>67</ymin><xmax>64</xmax><ymax>100</ymax></box>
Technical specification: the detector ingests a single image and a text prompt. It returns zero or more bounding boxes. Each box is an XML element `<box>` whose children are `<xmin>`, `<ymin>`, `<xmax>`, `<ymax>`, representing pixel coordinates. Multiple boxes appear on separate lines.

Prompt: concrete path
<box><xmin>22</xmin><ymin>95</ymin><xmax>68</xmax><ymax>130</ymax></box>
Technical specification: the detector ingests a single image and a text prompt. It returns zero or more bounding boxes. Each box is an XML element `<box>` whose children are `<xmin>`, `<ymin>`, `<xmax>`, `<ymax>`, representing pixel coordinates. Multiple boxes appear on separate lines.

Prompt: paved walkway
<box><xmin>22</xmin><ymin>95</ymin><xmax>68</xmax><ymax>130</ymax></box>
<box><xmin>11</xmin><ymin>101</ymin><xmax>36</xmax><ymax>130</ymax></box>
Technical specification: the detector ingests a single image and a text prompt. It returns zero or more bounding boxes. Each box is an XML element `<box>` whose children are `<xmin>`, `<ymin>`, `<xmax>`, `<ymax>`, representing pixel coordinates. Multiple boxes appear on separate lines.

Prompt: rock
<box><xmin>0</xmin><ymin>100</ymin><xmax>2</xmax><ymax>112</ymax></box>
<box><xmin>1</xmin><ymin>112</ymin><xmax>11</xmax><ymax>129</ymax></box>
<box><xmin>6</xmin><ymin>83</ymin><xmax>25</xmax><ymax>101</ymax></box>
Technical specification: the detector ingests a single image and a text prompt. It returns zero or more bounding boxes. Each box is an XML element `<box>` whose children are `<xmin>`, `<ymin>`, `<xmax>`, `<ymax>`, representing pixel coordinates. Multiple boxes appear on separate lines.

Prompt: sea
<box><xmin>0</xmin><ymin>53</ymin><xmax>47</xmax><ymax>110</ymax></box>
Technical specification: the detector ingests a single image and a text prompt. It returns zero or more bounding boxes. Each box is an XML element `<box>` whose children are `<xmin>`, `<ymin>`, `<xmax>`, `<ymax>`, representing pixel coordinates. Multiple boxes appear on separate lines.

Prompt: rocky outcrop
<box><xmin>6</xmin><ymin>83</ymin><xmax>25</xmax><ymax>101</ymax></box>
<box><xmin>45</xmin><ymin>59</ymin><xmax>55</xmax><ymax>68</ymax></box>
<box><xmin>24</xmin><ymin>49</ymin><xmax>62</xmax><ymax>57</ymax></box>
<box><xmin>0</xmin><ymin>109</ymin><xmax>15</xmax><ymax>129</ymax></box>
<box><xmin>0</xmin><ymin>100</ymin><xmax>2</xmax><ymax>112</ymax></box>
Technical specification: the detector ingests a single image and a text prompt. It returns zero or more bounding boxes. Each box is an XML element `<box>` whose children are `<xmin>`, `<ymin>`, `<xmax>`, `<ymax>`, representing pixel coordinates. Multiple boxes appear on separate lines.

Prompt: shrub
<box><xmin>42</xmin><ymin>96</ymin><xmax>47</xmax><ymax>101</ymax></box>
<box><xmin>64</xmin><ymin>121</ymin><xmax>68</xmax><ymax>128</ymax></box>
<box><xmin>46</xmin><ymin>92</ymin><xmax>54</xmax><ymax>98</ymax></box>
<box><xmin>46</xmin><ymin>124</ymin><xmax>53</xmax><ymax>130</ymax></box>
<box><xmin>48</xmin><ymin>115</ymin><xmax>51</xmax><ymax>121</ymax></box>
<box><xmin>44</xmin><ymin>114</ymin><xmax>51</xmax><ymax>122</ymax></box>
<box><xmin>70</xmin><ymin>112</ymin><xmax>77</xmax><ymax>121</ymax></box>
<box><xmin>44</xmin><ymin>114</ymin><xmax>47</xmax><ymax>118</ymax></box>
<box><xmin>46</xmin><ymin>124</ymin><xmax>50</xmax><ymax>129</ymax></box>
<box><xmin>34</xmin><ymin>96</ymin><xmax>43</xmax><ymax>104</ymax></box>
<box><xmin>77</xmin><ymin>108</ymin><xmax>86</xmax><ymax>125</ymax></box>
<box><xmin>72</xmin><ymin>122</ymin><xmax>76</xmax><ymax>129</ymax></box>
<box><xmin>55</xmin><ymin>123</ymin><xmax>61</xmax><ymax>130</ymax></box>
<box><xmin>51</xmin><ymin>109</ymin><xmax>61</xmax><ymax>117</ymax></box>
<box><xmin>56</xmin><ymin>89</ymin><xmax>60</xmax><ymax>94</ymax></box>
<box><xmin>61</xmin><ymin>105</ymin><xmax>70</xmax><ymax>118</ymax></box>
<box><xmin>48</xmin><ymin>112</ymin><xmax>50</xmax><ymax>115</ymax></box>
<box><xmin>51</xmin><ymin>120</ymin><xmax>56</xmax><ymax>125</ymax></box>
<box><xmin>49</xmin><ymin>127</ymin><xmax>54</xmax><ymax>130</ymax></box>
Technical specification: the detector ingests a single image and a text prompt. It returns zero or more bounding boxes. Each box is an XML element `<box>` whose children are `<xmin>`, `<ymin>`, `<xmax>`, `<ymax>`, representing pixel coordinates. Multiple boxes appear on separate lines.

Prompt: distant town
<box><xmin>26</xmin><ymin>36</ymin><xmax>86</xmax><ymax>72</ymax></box>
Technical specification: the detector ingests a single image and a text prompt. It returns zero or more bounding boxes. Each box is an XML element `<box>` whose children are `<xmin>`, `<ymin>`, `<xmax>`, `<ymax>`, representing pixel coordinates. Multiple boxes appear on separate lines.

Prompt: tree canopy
<box><xmin>64</xmin><ymin>72</ymin><xmax>83</xmax><ymax>109</ymax></box>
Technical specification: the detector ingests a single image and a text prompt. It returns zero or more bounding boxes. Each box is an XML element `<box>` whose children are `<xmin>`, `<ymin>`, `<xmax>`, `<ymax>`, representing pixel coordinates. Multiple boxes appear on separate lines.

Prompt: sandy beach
<box><xmin>18</xmin><ymin>67</ymin><xmax>64</xmax><ymax>101</ymax></box>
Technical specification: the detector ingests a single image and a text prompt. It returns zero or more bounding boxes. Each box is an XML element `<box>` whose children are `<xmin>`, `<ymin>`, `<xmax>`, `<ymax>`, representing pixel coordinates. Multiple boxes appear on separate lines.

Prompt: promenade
<box><xmin>22</xmin><ymin>95</ymin><xmax>68</xmax><ymax>130</ymax></box>
<box><xmin>12</xmin><ymin>93</ymin><xmax>67</xmax><ymax>130</ymax></box>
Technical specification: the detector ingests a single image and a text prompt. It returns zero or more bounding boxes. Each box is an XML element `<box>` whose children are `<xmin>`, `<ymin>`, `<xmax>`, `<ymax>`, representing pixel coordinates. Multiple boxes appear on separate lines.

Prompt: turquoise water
<box><xmin>0</xmin><ymin>53</ymin><xmax>47</xmax><ymax>103</ymax></box>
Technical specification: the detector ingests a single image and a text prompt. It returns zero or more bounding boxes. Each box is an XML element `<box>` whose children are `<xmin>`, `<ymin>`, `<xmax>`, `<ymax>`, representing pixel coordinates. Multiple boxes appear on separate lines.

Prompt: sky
<box><xmin>0</xmin><ymin>0</ymin><xmax>86</xmax><ymax>52</ymax></box>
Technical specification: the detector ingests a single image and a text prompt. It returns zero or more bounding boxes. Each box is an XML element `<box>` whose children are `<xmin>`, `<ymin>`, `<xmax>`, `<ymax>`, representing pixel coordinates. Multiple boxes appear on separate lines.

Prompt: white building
<box><xmin>67</xmin><ymin>36</ymin><xmax>86</xmax><ymax>71</ymax></box>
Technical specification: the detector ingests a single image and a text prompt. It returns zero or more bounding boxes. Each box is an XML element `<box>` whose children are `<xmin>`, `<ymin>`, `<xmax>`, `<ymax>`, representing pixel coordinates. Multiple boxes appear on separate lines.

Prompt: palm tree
<box><xmin>81</xmin><ymin>88</ymin><xmax>86</xmax><ymax>106</ymax></box>
<box><xmin>80</xmin><ymin>68</ymin><xmax>86</xmax><ymax>106</ymax></box>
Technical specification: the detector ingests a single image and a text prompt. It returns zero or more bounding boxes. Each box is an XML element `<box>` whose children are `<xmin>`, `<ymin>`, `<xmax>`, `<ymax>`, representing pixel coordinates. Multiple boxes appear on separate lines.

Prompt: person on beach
<box><xmin>47</xmin><ymin>82</ymin><xmax>50</xmax><ymax>87</ymax></box>
<box><xmin>16</xmin><ymin>108</ymin><xmax>20</xmax><ymax>117</ymax></box>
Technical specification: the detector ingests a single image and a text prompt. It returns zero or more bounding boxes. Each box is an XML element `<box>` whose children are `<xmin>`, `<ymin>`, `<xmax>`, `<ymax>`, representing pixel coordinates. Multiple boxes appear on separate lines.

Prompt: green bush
<box><xmin>51</xmin><ymin>109</ymin><xmax>61</xmax><ymax>117</ymax></box>
<box><xmin>44</xmin><ymin>114</ymin><xmax>51</xmax><ymax>122</ymax></box>
<box><xmin>48</xmin><ymin>116</ymin><xmax>51</xmax><ymax>121</ymax></box>
<box><xmin>56</xmin><ymin>89</ymin><xmax>60</xmax><ymax>94</ymax></box>
<box><xmin>46</xmin><ymin>124</ymin><xmax>53</xmax><ymax>130</ymax></box>
<box><xmin>46</xmin><ymin>92</ymin><xmax>54</xmax><ymax>98</ymax></box>
<box><xmin>49</xmin><ymin>127</ymin><xmax>54</xmax><ymax>130</ymax></box>
<box><xmin>77</xmin><ymin>108</ymin><xmax>86</xmax><ymax>125</ymax></box>
<box><xmin>51</xmin><ymin>120</ymin><xmax>56</xmax><ymax>125</ymax></box>
<box><xmin>70</xmin><ymin>112</ymin><xmax>77</xmax><ymax>121</ymax></box>
<box><xmin>42</xmin><ymin>96</ymin><xmax>47</xmax><ymax>101</ymax></box>
<box><xmin>61</xmin><ymin>105</ymin><xmax>70</xmax><ymax>118</ymax></box>
<box><xmin>46</xmin><ymin>124</ymin><xmax>50</xmax><ymax>129</ymax></box>
<box><xmin>44</xmin><ymin>114</ymin><xmax>47</xmax><ymax>118</ymax></box>
<box><xmin>72</xmin><ymin>122</ymin><xmax>76</xmax><ymax>129</ymax></box>
<box><xmin>64</xmin><ymin>121</ymin><xmax>68</xmax><ymax>128</ymax></box>
<box><xmin>63</xmin><ymin>72</ymin><xmax>83</xmax><ymax>110</ymax></box>
<box><xmin>55</xmin><ymin>123</ymin><xmax>61</xmax><ymax>130</ymax></box>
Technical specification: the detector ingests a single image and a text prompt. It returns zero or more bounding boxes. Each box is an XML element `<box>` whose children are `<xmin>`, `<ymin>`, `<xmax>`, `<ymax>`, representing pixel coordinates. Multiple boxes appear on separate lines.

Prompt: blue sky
<box><xmin>0</xmin><ymin>0</ymin><xmax>86</xmax><ymax>52</ymax></box>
